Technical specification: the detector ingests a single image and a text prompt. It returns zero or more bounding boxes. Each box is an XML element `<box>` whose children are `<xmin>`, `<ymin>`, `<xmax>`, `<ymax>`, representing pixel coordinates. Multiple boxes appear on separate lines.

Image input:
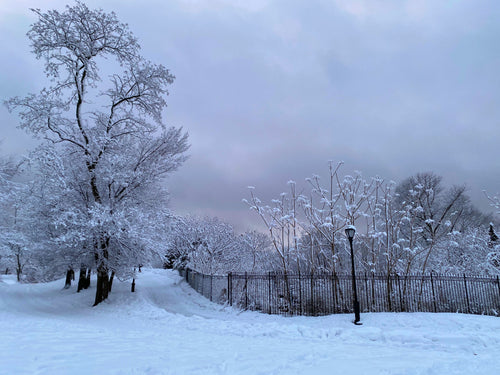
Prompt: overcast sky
<box><xmin>1</xmin><ymin>0</ymin><xmax>499</xmax><ymax>231</ymax></box>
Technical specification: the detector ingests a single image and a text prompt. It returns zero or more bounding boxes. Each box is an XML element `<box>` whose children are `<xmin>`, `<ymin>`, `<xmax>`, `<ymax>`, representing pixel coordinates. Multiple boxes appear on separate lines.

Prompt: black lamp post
<box><xmin>345</xmin><ymin>226</ymin><xmax>361</xmax><ymax>325</ymax></box>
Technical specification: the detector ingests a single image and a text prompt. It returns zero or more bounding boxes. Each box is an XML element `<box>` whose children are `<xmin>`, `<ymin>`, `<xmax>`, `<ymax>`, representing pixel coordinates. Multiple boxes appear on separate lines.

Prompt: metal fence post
<box><xmin>397</xmin><ymin>274</ymin><xmax>403</xmax><ymax>312</ymax></box>
<box><xmin>245</xmin><ymin>272</ymin><xmax>248</xmax><ymax>309</ymax></box>
<box><xmin>430</xmin><ymin>273</ymin><xmax>437</xmax><ymax>312</ymax></box>
<box><xmin>210</xmin><ymin>274</ymin><xmax>213</xmax><ymax>302</ymax></box>
<box><xmin>464</xmin><ymin>274</ymin><xmax>471</xmax><ymax>314</ymax></box>
<box><xmin>268</xmin><ymin>272</ymin><xmax>272</xmax><ymax>314</ymax></box>
<box><xmin>364</xmin><ymin>272</ymin><xmax>369</xmax><ymax>312</ymax></box>
<box><xmin>201</xmin><ymin>273</ymin><xmax>205</xmax><ymax>297</ymax></box>
<box><xmin>372</xmin><ymin>272</ymin><xmax>376</xmax><ymax>308</ymax></box>
<box><xmin>228</xmin><ymin>272</ymin><xmax>232</xmax><ymax>306</ymax></box>
<box><xmin>496</xmin><ymin>276</ymin><xmax>500</xmax><ymax>315</ymax></box>
<box><xmin>298</xmin><ymin>272</ymin><xmax>303</xmax><ymax>316</ymax></box>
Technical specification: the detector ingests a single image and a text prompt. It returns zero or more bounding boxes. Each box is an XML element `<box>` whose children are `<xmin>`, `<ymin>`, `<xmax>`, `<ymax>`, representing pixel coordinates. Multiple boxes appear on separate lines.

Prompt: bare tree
<box><xmin>395</xmin><ymin>172</ymin><xmax>468</xmax><ymax>273</ymax></box>
<box><xmin>245</xmin><ymin>166</ymin><xmax>493</xmax><ymax>277</ymax></box>
<box><xmin>238</xmin><ymin>231</ymin><xmax>272</xmax><ymax>272</ymax></box>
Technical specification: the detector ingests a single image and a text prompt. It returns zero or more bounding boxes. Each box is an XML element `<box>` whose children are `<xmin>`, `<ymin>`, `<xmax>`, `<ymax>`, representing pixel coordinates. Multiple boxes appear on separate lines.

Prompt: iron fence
<box><xmin>180</xmin><ymin>269</ymin><xmax>500</xmax><ymax>317</ymax></box>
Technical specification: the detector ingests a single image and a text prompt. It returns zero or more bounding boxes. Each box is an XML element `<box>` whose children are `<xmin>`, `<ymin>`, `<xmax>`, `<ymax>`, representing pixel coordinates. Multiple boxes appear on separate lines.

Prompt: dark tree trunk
<box><xmin>93</xmin><ymin>240</ymin><xmax>110</xmax><ymax>306</ymax></box>
<box><xmin>102</xmin><ymin>272</ymin><xmax>109</xmax><ymax>300</ymax></box>
<box><xmin>108</xmin><ymin>271</ymin><xmax>115</xmax><ymax>292</ymax></box>
<box><xmin>64</xmin><ymin>268</ymin><xmax>74</xmax><ymax>289</ymax></box>
<box><xmin>77</xmin><ymin>267</ymin><xmax>87</xmax><ymax>292</ymax></box>
<box><xmin>93</xmin><ymin>266</ymin><xmax>109</xmax><ymax>306</ymax></box>
<box><xmin>94</xmin><ymin>270</ymin><xmax>103</xmax><ymax>306</ymax></box>
<box><xmin>85</xmin><ymin>268</ymin><xmax>91</xmax><ymax>289</ymax></box>
<box><xmin>16</xmin><ymin>254</ymin><xmax>22</xmax><ymax>282</ymax></box>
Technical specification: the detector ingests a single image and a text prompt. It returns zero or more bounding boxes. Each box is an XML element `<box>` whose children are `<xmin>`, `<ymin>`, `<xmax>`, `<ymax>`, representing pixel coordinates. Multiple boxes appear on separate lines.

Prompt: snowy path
<box><xmin>1</xmin><ymin>269</ymin><xmax>500</xmax><ymax>375</ymax></box>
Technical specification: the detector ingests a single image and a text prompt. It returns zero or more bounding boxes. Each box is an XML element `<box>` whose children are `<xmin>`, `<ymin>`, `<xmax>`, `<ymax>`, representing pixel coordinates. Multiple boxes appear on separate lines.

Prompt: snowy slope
<box><xmin>1</xmin><ymin>269</ymin><xmax>499</xmax><ymax>375</ymax></box>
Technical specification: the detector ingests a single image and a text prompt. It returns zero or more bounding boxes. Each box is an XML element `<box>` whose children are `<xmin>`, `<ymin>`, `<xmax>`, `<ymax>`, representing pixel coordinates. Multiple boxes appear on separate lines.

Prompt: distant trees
<box><xmin>245</xmin><ymin>163</ymin><xmax>378</xmax><ymax>276</ymax></box>
<box><xmin>0</xmin><ymin>155</ymin><xmax>31</xmax><ymax>281</ymax></box>
<box><xmin>486</xmin><ymin>193</ymin><xmax>500</xmax><ymax>215</ymax></box>
<box><xmin>5</xmin><ymin>2</ymin><xmax>188</xmax><ymax>304</ymax></box>
<box><xmin>0</xmin><ymin>156</ymin><xmax>15</xmax><ymax>275</ymax></box>
<box><xmin>245</xmin><ymin>164</ymin><xmax>496</xmax><ymax>277</ymax></box>
<box><xmin>485</xmin><ymin>192</ymin><xmax>500</xmax><ymax>272</ymax></box>
<box><xmin>165</xmin><ymin>216</ymin><xmax>272</xmax><ymax>274</ymax></box>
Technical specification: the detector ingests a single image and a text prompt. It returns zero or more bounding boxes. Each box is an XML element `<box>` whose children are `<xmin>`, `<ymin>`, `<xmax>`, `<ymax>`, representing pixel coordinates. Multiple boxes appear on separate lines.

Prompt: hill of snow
<box><xmin>1</xmin><ymin>269</ymin><xmax>500</xmax><ymax>375</ymax></box>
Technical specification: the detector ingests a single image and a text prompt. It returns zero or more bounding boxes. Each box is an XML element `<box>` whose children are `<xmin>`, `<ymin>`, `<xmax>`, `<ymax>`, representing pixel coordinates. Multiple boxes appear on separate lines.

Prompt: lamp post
<box><xmin>345</xmin><ymin>226</ymin><xmax>361</xmax><ymax>325</ymax></box>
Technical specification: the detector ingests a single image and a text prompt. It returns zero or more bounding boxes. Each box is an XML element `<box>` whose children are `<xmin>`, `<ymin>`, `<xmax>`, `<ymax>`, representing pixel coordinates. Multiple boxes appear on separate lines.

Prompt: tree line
<box><xmin>243</xmin><ymin>163</ymin><xmax>500</xmax><ymax>278</ymax></box>
<box><xmin>166</xmin><ymin>164</ymin><xmax>500</xmax><ymax>278</ymax></box>
<box><xmin>164</xmin><ymin>164</ymin><xmax>500</xmax><ymax>282</ymax></box>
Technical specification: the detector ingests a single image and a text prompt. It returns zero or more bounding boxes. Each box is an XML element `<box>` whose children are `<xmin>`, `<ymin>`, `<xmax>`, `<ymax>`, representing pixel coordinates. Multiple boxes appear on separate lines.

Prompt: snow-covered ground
<box><xmin>1</xmin><ymin>269</ymin><xmax>499</xmax><ymax>375</ymax></box>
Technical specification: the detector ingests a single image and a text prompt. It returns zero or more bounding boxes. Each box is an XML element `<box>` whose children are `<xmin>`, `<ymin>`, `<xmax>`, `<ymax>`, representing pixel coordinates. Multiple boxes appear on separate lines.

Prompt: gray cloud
<box><xmin>1</xmin><ymin>0</ymin><xmax>499</xmax><ymax>231</ymax></box>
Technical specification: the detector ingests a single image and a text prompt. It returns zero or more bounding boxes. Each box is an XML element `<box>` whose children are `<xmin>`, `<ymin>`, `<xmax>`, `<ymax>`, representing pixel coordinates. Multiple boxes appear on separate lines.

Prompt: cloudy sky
<box><xmin>1</xmin><ymin>0</ymin><xmax>499</xmax><ymax>231</ymax></box>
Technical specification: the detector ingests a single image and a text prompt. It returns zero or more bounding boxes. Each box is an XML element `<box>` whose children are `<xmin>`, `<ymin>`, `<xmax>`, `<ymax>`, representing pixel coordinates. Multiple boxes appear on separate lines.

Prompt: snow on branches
<box><xmin>4</xmin><ymin>2</ymin><xmax>189</xmax><ymax>304</ymax></box>
<box><xmin>245</xmin><ymin>164</ymin><xmax>495</xmax><ymax>276</ymax></box>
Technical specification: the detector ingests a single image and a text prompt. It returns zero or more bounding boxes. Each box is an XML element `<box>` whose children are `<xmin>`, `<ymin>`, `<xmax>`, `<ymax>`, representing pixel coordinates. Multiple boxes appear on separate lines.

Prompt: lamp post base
<box><xmin>353</xmin><ymin>300</ymin><xmax>361</xmax><ymax>325</ymax></box>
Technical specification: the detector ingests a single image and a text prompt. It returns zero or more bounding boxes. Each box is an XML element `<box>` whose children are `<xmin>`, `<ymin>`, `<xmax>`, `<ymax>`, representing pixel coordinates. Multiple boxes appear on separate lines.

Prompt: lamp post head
<box><xmin>345</xmin><ymin>226</ymin><xmax>356</xmax><ymax>240</ymax></box>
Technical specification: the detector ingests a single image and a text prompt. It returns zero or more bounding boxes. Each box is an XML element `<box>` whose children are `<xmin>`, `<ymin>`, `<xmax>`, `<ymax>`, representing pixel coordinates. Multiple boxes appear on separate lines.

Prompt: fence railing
<box><xmin>179</xmin><ymin>269</ymin><xmax>500</xmax><ymax>317</ymax></box>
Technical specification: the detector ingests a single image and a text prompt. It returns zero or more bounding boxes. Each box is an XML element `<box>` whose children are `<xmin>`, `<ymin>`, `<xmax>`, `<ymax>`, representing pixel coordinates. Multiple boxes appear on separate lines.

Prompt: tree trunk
<box><xmin>108</xmin><ymin>271</ymin><xmax>115</xmax><ymax>292</ymax></box>
<box><xmin>93</xmin><ymin>265</ymin><xmax>109</xmax><ymax>306</ymax></box>
<box><xmin>102</xmin><ymin>272</ymin><xmax>109</xmax><ymax>300</ymax></box>
<box><xmin>77</xmin><ymin>267</ymin><xmax>87</xmax><ymax>292</ymax></box>
<box><xmin>64</xmin><ymin>268</ymin><xmax>74</xmax><ymax>289</ymax></box>
<box><xmin>85</xmin><ymin>268</ymin><xmax>91</xmax><ymax>289</ymax></box>
<box><xmin>16</xmin><ymin>253</ymin><xmax>22</xmax><ymax>282</ymax></box>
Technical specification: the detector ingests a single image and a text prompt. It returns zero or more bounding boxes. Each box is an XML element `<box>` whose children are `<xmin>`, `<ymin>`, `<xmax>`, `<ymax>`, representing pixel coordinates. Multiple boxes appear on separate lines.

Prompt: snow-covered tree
<box><xmin>395</xmin><ymin>173</ymin><xmax>473</xmax><ymax>273</ymax></box>
<box><xmin>301</xmin><ymin>162</ymin><xmax>347</xmax><ymax>274</ymax></box>
<box><xmin>165</xmin><ymin>216</ymin><xmax>266</xmax><ymax>274</ymax></box>
<box><xmin>244</xmin><ymin>181</ymin><xmax>303</xmax><ymax>280</ymax></box>
<box><xmin>486</xmin><ymin>193</ymin><xmax>500</xmax><ymax>215</ymax></box>
<box><xmin>433</xmin><ymin>228</ymin><xmax>490</xmax><ymax>274</ymax></box>
<box><xmin>238</xmin><ymin>230</ymin><xmax>273</xmax><ymax>273</ymax></box>
<box><xmin>6</xmin><ymin>2</ymin><xmax>188</xmax><ymax>304</ymax></box>
<box><xmin>485</xmin><ymin>193</ymin><xmax>500</xmax><ymax>273</ymax></box>
<box><xmin>246</xmin><ymin>163</ymin><xmax>380</xmax><ymax>275</ymax></box>
<box><xmin>0</xmin><ymin>155</ymin><xmax>26</xmax><ymax>279</ymax></box>
<box><xmin>246</xmin><ymin>165</ymin><xmax>493</xmax><ymax>276</ymax></box>
<box><xmin>304</xmin><ymin>163</ymin><xmax>377</xmax><ymax>274</ymax></box>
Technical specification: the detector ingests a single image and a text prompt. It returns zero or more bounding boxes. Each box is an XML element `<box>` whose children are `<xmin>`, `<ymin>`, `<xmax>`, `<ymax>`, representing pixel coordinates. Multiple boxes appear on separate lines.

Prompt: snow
<box><xmin>1</xmin><ymin>269</ymin><xmax>500</xmax><ymax>375</ymax></box>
